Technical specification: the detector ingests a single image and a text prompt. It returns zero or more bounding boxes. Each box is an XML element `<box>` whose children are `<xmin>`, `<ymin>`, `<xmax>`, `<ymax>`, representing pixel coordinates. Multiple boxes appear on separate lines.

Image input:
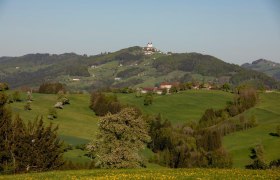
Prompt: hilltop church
<box><xmin>143</xmin><ymin>42</ymin><xmax>157</xmax><ymax>55</ymax></box>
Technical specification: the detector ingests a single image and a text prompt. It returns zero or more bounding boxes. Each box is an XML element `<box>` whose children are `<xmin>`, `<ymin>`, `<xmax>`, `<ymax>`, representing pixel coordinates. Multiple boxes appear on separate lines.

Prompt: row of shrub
<box><xmin>147</xmin><ymin>114</ymin><xmax>232</xmax><ymax>168</ymax></box>
<box><xmin>199</xmin><ymin>87</ymin><xmax>258</xmax><ymax>128</ymax></box>
<box><xmin>146</xmin><ymin>87</ymin><xmax>260</xmax><ymax>168</ymax></box>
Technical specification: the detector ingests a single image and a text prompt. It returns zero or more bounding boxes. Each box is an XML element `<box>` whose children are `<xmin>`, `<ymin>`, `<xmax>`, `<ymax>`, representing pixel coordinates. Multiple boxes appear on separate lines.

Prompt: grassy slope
<box><xmin>10</xmin><ymin>93</ymin><xmax>98</xmax><ymax>143</ymax></box>
<box><xmin>9</xmin><ymin>92</ymin><xmax>99</xmax><ymax>163</ymax></box>
<box><xmin>8</xmin><ymin>90</ymin><xmax>233</xmax><ymax>164</ymax></box>
<box><xmin>223</xmin><ymin>92</ymin><xmax>280</xmax><ymax>168</ymax></box>
<box><xmin>1</xmin><ymin>168</ymin><xmax>279</xmax><ymax>179</ymax></box>
<box><xmin>6</xmin><ymin>90</ymin><xmax>280</xmax><ymax>168</ymax></box>
<box><xmin>117</xmin><ymin>90</ymin><xmax>233</xmax><ymax>124</ymax></box>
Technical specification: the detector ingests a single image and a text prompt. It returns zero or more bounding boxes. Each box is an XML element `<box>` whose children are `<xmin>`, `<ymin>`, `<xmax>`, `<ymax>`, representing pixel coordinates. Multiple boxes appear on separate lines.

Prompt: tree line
<box><xmin>147</xmin><ymin>114</ymin><xmax>232</xmax><ymax>168</ymax></box>
<box><xmin>86</xmin><ymin>87</ymin><xmax>260</xmax><ymax>169</ymax></box>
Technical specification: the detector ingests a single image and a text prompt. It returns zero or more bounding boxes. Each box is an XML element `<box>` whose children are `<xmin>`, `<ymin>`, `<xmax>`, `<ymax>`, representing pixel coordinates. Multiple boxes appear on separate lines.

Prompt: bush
<box><xmin>208</xmin><ymin>148</ymin><xmax>232</xmax><ymax>168</ymax></box>
<box><xmin>24</xmin><ymin>102</ymin><xmax>32</xmax><ymax>111</ymax></box>
<box><xmin>269</xmin><ymin>159</ymin><xmax>280</xmax><ymax>168</ymax></box>
<box><xmin>48</xmin><ymin>108</ymin><xmax>58</xmax><ymax>119</ymax></box>
<box><xmin>26</xmin><ymin>91</ymin><xmax>33</xmax><ymax>102</ymax></box>
<box><xmin>12</xmin><ymin>91</ymin><xmax>22</xmax><ymax>102</ymax></box>
<box><xmin>38</xmin><ymin>82</ymin><xmax>66</xmax><ymax>94</ymax></box>
<box><xmin>57</xmin><ymin>91</ymin><xmax>70</xmax><ymax>105</ymax></box>
<box><xmin>144</xmin><ymin>93</ymin><xmax>153</xmax><ymax>106</ymax></box>
<box><xmin>0</xmin><ymin>82</ymin><xmax>9</xmax><ymax>91</ymax></box>
<box><xmin>90</xmin><ymin>92</ymin><xmax>121</xmax><ymax>116</ymax></box>
<box><xmin>245</xmin><ymin>144</ymin><xmax>268</xmax><ymax>170</ymax></box>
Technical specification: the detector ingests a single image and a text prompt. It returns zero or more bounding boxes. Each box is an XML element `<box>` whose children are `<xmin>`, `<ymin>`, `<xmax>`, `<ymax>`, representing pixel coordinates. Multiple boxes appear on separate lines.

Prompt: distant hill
<box><xmin>242</xmin><ymin>59</ymin><xmax>280</xmax><ymax>81</ymax></box>
<box><xmin>0</xmin><ymin>47</ymin><xmax>279</xmax><ymax>90</ymax></box>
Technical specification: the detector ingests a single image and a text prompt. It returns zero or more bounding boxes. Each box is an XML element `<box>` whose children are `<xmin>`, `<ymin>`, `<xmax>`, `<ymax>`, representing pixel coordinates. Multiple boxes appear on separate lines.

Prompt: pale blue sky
<box><xmin>0</xmin><ymin>0</ymin><xmax>279</xmax><ymax>64</ymax></box>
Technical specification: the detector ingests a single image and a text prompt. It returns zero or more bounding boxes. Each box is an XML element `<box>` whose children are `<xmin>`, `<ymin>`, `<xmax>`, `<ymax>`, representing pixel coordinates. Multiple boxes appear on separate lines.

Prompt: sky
<box><xmin>0</xmin><ymin>0</ymin><xmax>280</xmax><ymax>64</ymax></box>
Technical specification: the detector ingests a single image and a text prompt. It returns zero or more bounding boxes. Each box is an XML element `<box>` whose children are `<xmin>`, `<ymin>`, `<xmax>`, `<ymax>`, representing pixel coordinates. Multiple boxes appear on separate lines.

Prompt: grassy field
<box><xmin>10</xmin><ymin>93</ymin><xmax>98</xmax><ymax>143</ymax></box>
<box><xmin>8</xmin><ymin>92</ymin><xmax>98</xmax><ymax>163</ymax></box>
<box><xmin>5</xmin><ymin>90</ymin><xmax>280</xmax><ymax>168</ymax></box>
<box><xmin>1</xmin><ymin>168</ymin><xmax>279</xmax><ymax>179</ymax></box>
<box><xmin>117</xmin><ymin>90</ymin><xmax>233</xmax><ymax>124</ymax></box>
<box><xmin>7</xmin><ymin>90</ymin><xmax>233</xmax><ymax>164</ymax></box>
<box><xmin>223</xmin><ymin>92</ymin><xmax>280</xmax><ymax>168</ymax></box>
<box><xmin>9</xmin><ymin>90</ymin><xmax>233</xmax><ymax>140</ymax></box>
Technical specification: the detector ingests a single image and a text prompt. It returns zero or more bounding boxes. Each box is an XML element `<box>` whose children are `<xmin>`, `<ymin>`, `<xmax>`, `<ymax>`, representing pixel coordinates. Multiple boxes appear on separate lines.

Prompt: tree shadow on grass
<box><xmin>269</xmin><ymin>132</ymin><xmax>279</xmax><ymax>137</ymax></box>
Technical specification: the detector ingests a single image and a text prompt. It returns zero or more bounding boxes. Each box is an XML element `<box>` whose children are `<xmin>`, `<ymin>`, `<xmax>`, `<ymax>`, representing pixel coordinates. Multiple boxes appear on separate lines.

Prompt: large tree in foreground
<box><xmin>90</xmin><ymin>108</ymin><xmax>150</xmax><ymax>168</ymax></box>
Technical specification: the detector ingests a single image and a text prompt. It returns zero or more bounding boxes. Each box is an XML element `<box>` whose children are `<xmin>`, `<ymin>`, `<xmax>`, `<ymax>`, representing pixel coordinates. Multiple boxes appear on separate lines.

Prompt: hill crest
<box><xmin>0</xmin><ymin>47</ymin><xmax>279</xmax><ymax>90</ymax></box>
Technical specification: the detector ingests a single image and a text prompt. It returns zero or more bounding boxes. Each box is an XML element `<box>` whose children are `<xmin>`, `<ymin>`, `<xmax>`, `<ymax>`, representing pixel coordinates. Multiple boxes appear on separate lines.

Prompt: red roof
<box><xmin>160</xmin><ymin>82</ymin><xmax>179</xmax><ymax>86</ymax></box>
<box><xmin>142</xmin><ymin>87</ymin><xmax>156</xmax><ymax>91</ymax></box>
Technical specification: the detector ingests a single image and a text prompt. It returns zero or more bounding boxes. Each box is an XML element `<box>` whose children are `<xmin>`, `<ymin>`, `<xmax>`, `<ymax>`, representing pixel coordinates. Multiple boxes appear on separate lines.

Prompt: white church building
<box><xmin>143</xmin><ymin>42</ymin><xmax>157</xmax><ymax>55</ymax></box>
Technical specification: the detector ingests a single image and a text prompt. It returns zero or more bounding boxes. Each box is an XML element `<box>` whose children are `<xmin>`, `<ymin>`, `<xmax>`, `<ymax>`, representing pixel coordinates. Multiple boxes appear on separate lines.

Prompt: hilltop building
<box><xmin>143</xmin><ymin>42</ymin><xmax>157</xmax><ymax>55</ymax></box>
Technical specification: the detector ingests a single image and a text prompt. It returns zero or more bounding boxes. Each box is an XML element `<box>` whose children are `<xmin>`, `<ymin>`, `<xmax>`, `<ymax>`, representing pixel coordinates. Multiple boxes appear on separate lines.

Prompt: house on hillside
<box><xmin>141</xmin><ymin>87</ymin><xmax>155</xmax><ymax>94</ymax></box>
<box><xmin>198</xmin><ymin>83</ymin><xmax>213</xmax><ymax>90</ymax></box>
<box><xmin>140</xmin><ymin>82</ymin><xmax>181</xmax><ymax>95</ymax></box>
<box><xmin>160</xmin><ymin>82</ymin><xmax>179</xmax><ymax>93</ymax></box>
<box><xmin>160</xmin><ymin>82</ymin><xmax>172</xmax><ymax>89</ymax></box>
<box><xmin>140</xmin><ymin>87</ymin><xmax>164</xmax><ymax>95</ymax></box>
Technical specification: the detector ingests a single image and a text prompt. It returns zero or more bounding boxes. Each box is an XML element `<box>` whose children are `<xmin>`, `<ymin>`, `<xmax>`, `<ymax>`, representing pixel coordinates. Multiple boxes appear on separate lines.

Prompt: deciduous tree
<box><xmin>90</xmin><ymin>108</ymin><xmax>150</xmax><ymax>168</ymax></box>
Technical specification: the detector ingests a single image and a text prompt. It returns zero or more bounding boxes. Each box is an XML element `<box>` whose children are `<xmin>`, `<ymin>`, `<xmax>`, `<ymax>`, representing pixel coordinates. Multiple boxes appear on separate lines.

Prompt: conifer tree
<box><xmin>11</xmin><ymin>115</ymin><xmax>28</xmax><ymax>173</ymax></box>
<box><xmin>23</xmin><ymin>117</ymin><xmax>64</xmax><ymax>172</ymax></box>
<box><xmin>1</xmin><ymin>91</ymin><xmax>64</xmax><ymax>173</ymax></box>
<box><xmin>0</xmin><ymin>93</ymin><xmax>13</xmax><ymax>173</ymax></box>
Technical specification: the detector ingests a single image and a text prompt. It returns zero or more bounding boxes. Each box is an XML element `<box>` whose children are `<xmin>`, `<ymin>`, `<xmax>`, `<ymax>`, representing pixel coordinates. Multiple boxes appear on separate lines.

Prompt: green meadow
<box><xmin>223</xmin><ymin>92</ymin><xmax>280</xmax><ymax>168</ymax></box>
<box><xmin>117</xmin><ymin>90</ymin><xmax>233</xmax><ymax>124</ymax></box>
<box><xmin>5</xmin><ymin>90</ymin><xmax>280</xmax><ymax>169</ymax></box>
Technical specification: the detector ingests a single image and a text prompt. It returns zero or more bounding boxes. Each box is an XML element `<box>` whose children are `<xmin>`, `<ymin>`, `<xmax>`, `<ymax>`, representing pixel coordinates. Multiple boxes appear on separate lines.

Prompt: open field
<box><xmin>117</xmin><ymin>90</ymin><xmax>233</xmax><ymax>124</ymax></box>
<box><xmin>1</xmin><ymin>168</ymin><xmax>279</xmax><ymax>179</ymax></box>
<box><xmin>8</xmin><ymin>92</ymin><xmax>98</xmax><ymax>163</ymax></box>
<box><xmin>9</xmin><ymin>93</ymin><xmax>98</xmax><ymax>144</ymax></box>
<box><xmin>5</xmin><ymin>90</ymin><xmax>280</xmax><ymax>168</ymax></box>
<box><xmin>224</xmin><ymin>92</ymin><xmax>280</xmax><ymax>168</ymax></box>
<box><xmin>9</xmin><ymin>90</ymin><xmax>233</xmax><ymax>141</ymax></box>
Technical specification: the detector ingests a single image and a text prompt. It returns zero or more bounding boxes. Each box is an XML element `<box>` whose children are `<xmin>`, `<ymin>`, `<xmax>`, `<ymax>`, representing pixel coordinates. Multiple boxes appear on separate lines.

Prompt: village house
<box><xmin>160</xmin><ymin>82</ymin><xmax>172</xmax><ymax>90</ymax></box>
<box><xmin>141</xmin><ymin>82</ymin><xmax>179</xmax><ymax>95</ymax></box>
<box><xmin>140</xmin><ymin>87</ymin><xmax>163</xmax><ymax>95</ymax></box>
<box><xmin>160</xmin><ymin>82</ymin><xmax>179</xmax><ymax>93</ymax></box>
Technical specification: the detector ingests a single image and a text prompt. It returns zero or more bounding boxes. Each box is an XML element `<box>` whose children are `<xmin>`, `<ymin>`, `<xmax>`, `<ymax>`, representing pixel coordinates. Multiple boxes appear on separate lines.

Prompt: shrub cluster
<box><xmin>199</xmin><ymin>87</ymin><xmax>258</xmax><ymax>129</ymax></box>
<box><xmin>0</xmin><ymin>83</ymin><xmax>9</xmax><ymax>91</ymax></box>
<box><xmin>147</xmin><ymin>115</ymin><xmax>232</xmax><ymax>168</ymax></box>
<box><xmin>38</xmin><ymin>82</ymin><xmax>66</xmax><ymax>94</ymax></box>
<box><xmin>90</xmin><ymin>92</ymin><xmax>121</xmax><ymax>116</ymax></box>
